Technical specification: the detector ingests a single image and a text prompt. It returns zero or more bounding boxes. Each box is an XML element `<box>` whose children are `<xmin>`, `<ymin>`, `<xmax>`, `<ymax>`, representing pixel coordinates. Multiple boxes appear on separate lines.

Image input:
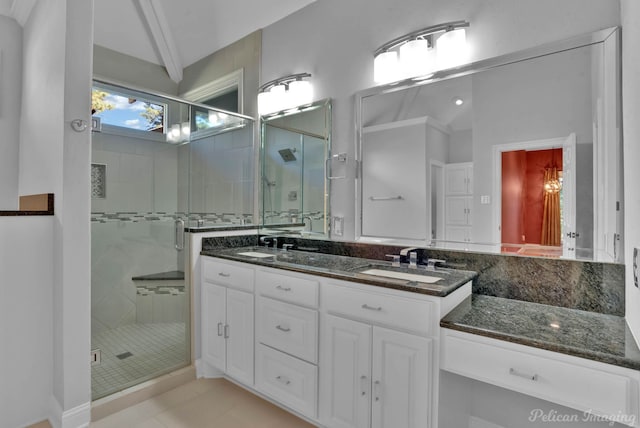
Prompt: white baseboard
<box><xmin>195</xmin><ymin>358</ymin><xmax>224</xmax><ymax>378</ymax></box>
<box><xmin>50</xmin><ymin>397</ymin><xmax>91</xmax><ymax>428</ymax></box>
<box><xmin>469</xmin><ymin>416</ymin><xmax>505</xmax><ymax>428</ymax></box>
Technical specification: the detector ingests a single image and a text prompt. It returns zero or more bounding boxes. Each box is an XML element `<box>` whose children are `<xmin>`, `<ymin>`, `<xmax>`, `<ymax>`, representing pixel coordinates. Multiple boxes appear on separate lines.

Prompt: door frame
<box><xmin>492</xmin><ymin>133</ymin><xmax>576</xmax><ymax>249</ymax></box>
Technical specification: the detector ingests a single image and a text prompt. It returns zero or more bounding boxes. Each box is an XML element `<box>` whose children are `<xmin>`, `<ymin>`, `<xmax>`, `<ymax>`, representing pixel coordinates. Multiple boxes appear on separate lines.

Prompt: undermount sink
<box><xmin>236</xmin><ymin>251</ymin><xmax>276</xmax><ymax>258</ymax></box>
<box><xmin>357</xmin><ymin>268</ymin><xmax>442</xmax><ymax>284</ymax></box>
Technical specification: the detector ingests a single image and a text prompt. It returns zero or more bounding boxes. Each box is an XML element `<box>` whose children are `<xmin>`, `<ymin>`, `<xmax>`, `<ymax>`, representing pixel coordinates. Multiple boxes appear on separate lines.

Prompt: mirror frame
<box><xmin>259</xmin><ymin>98</ymin><xmax>332</xmax><ymax>238</ymax></box>
<box><xmin>354</xmin><ymin>27</ymin><xmax>622</xmax><ymax>262</ymax></box>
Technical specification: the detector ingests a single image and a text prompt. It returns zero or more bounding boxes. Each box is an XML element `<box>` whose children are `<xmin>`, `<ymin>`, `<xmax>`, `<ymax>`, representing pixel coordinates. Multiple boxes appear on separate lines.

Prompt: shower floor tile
<box><xmin>92</xmin><ymin>322</ymin><xmax>189</xmax><ymax>400</ymax></box>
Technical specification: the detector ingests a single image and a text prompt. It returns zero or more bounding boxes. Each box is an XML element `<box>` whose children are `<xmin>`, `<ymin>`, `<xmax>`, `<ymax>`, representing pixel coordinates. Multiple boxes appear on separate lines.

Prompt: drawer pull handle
<box><xmin>362</xmin><ymin>304</ymin><xmax>382</xmax><ymax>311</ymax></box>
<box><xmin>360</xmin><ymin>375</ymin><xmax>368</xmax><ymax>396</ymax></box>
<box><xmin>276</xmin><ymin>285</ymin><xmax>292</xmax><ymax>291</ymax></box>
<box><xmin>509</xmin><ymin>368</ymin><xmax>538</xmax><ymax>381</ymax></box>
<box><xmin>276</xmin><ymin>325</ymin><xmax>291</xmax><ymax>332</ymax></box>
<box><xmin>373</xmin><ymin>380</ymin><xmax>382</xmax><ymax>402</ymax></box>
<box><xmin>218</xmin><ymin>272</ymin><xmax>231</xmax><ymax>278</ymax></box>
<box><xmin>276</xmin><ymin>375</ymin><xmax>291</xmax><ymax>385</ymax></box>
<box><xmin>224</xmin><ymin>324</ymin><xmax>230</xmax><ymax>339</ymax></box>
<box><xmin>217</xmin><ymin>322</ymin><xmax>224</xmax><ymax>337</ymax></box>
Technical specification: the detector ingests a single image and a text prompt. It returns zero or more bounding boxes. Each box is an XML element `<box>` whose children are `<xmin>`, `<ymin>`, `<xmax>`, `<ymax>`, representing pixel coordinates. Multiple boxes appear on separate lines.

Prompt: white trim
<box><xmin>137</xmin><ymin>0</ymin><xmax>183</xmax><ymax>83</ymax></box>
<box><xmin>180</xmin><ymin>69</ymin><xmax>244</xmax><ymax>114</ymax></box>
<box><xmin>195</xmin><ymin>358</ymin><xmax>224</xmax><ymax>378</ymax></box>
<box><xmin>429</xmin><ymin>159</ymin><xmax>446</xmax><ymax>244</ymax></box>
<box><xmin>491</xmin><ymin>135</ymin><xmax>575</xmax><ymax>247</ymax></box>
<box><xmin>10</xmin><ymin>0</ymin><xmax>36</xmax><ymax>26</ymax></box>
<box><xmin>362</xmin><ymin>115</ymin><xmax>451</xmax><ymax>135</ymax></box>
<box><xmin>50</xmin><ymin>397</ymin><xmax>91</xmax><ymax>428</ymax></box>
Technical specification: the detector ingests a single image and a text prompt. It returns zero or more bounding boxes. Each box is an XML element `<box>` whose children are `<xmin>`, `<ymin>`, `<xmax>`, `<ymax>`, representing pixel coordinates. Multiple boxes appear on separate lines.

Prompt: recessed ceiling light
<box><xmin>453</xmin><ymin>97</ymin><xmax>464</xmax><ymax>106</ymax></box>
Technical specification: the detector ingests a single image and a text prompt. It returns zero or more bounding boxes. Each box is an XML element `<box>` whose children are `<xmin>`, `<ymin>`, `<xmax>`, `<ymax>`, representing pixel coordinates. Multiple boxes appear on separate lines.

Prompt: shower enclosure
<box><xmin>90</xmin><ymin>81</ymin><xmax>254</xmax><ymax>400</ymax></box>
<box><xmin>261</xmin><ymin>100</ymin><xmax>331</xmax><ymax>234</ymax></box>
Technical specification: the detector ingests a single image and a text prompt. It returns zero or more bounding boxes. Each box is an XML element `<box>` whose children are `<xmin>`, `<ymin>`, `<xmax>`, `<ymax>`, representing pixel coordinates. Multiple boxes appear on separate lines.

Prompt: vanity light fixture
<box><xmin>166</xmin><ymin>121</ymin><xmax>191</xmax><ymax>144</ymax></box>
<box><xmin>373</xmin><ymin>20</ymin><xmax>470</xmax><ymax>84</ymax></box>
<box><xmin>258</xmin><ymin>73</ymin><xmax>314</xmax><ymax>116</ymax></box>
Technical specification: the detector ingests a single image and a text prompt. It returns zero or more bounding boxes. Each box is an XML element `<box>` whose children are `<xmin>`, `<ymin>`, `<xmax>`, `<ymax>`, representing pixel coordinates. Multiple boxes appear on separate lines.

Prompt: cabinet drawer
<box><xmin>202</xmin><ymin>258</ymin><xmax>254</xmax><ymax>292</ymax></box>
<box><xmin>256</xmin><ymin>344</ymin><xmax>318</xmax><ymax>419</ymax></box>
<box><xmin>323</xmin><ymin>283</ymin><xmax>435</xmax><ymax>336</ymax></box>
<box><xmin>257</xmin><ymin>297</ymin><xmax>318</xmax><ymax>364</ymax></box>
<box><xmin>442</xmin><ymin>331</ymin><xmax>635</xmax><ymax>419</ymax></box>
<box><xmin>257</xmin><ymin>270</ymin><xmax>319</xmax><ymax>308</ymax></box>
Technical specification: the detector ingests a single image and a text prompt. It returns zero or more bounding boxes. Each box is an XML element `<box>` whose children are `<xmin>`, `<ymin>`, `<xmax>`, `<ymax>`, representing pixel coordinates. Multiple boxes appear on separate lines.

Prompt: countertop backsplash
<box><xmin>201</xmin><ymin>236</ymin><xmax>625</xmax><ymax>317</ymax></box>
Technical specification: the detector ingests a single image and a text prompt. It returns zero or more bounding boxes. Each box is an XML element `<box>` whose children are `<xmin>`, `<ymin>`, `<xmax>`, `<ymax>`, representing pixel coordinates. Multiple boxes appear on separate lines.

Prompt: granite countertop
<box><xmin>202</xmin><ymin>246</ymin><xmax>477</xmax><ymax>297</ymax></box>
<box><xmin>441</xmin><ymin>294</ymin><xmax>640</xmax><ymax>370</ymax></box>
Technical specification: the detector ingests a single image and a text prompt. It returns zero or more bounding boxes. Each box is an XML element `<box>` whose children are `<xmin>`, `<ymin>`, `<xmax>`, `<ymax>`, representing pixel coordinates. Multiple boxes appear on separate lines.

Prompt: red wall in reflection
<box><xmin>501</xmin><ymin>148</ymin><xmax>562</xmax><ymax>245</ymax></box>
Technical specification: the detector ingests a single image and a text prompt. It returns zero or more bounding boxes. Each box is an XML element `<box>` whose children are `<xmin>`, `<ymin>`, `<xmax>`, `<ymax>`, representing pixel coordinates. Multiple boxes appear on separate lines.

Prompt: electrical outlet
<box><xmin>634</xmin><ymin>248</ymin><xmax>639</xmax><ymax>288</ymax></box>
<box><xmin>333</xmin><ymin>216</ymin><xmax>344</xmax><ymax>236</ymax></box>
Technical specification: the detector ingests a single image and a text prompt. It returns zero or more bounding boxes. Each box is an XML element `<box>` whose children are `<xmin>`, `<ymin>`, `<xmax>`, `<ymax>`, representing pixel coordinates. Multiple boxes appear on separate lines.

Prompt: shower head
<box><xmin>278</xmin><ymin>148</ymin><xmax>297</xmax><ymax>162</ymax></box>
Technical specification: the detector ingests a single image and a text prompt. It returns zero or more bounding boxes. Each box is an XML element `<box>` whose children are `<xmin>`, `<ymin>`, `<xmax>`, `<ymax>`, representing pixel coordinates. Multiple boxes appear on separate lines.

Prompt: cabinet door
<box><xmin>226</xmin><ymin>288</ymin><xmax>254</xmax><ymax>386</ymax></box>
<box><xmin>201</xmin><ymin>283</ymin><xmax>227</xmax><ymax>371</ymax></box>
<box><xmin>445</xmin><ymin>164</ymin><xmax>469</xmax><ymax>195</ymax></box>
<box><xmin>320</xmin><ymin>314</ymin><xmax>372</xmax><ymax>428</ymax></box>
<box><xmin>465</xmin><ymin>165</ymin><xmax>473</xmax><ymax>194</ymax></box>
<box><xmin>445</xmin><ymin>196</ymin><xmax>469</xmax><ymax>225</ymax></box>
<box><xmin>371</xmin><ymin>326</ymin><xmax>432</xmax><ymax>428</ymax></box>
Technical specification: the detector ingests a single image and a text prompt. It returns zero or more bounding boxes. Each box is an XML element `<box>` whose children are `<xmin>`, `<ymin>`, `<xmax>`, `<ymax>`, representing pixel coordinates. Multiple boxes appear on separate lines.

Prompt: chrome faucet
<box><xmin>259</xmin><ymin>236</ymin><xmax>278</xmax><ymax>248</ymax></box>
<box><xmin>426</xmin><ymin>258</ymin><xmax>446</xmax><ymax>270</ymax></box>
<box><xmin>400</xmin><ymin>247</ymin><xmax>419</xmax><ymax>269</ymax></box>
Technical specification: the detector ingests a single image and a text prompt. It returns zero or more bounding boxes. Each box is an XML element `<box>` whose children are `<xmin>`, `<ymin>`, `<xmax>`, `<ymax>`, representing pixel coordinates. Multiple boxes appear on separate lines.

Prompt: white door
<box><xmin>562</xmin><ymin>133</ymin><xmax>577</xmax><ymax>258</ymax></box>
<box><xmin>320</xmin><ymin>314</ymin><xmax>372</xmax><ymax>428</ymax></box>
<box><xmin>201</xmin><ymin>283</ymin><xmax>227</xmax><ymax>371</ymax></box>
<box><xmin>371</xmin><ymin>326</ymin><xmax>432</xmax><ymax>428</ymax></box>
<box><xmin>226</xmin><ymin>288</ymin><xmax>254</xmax><ymax>386</ymax></box>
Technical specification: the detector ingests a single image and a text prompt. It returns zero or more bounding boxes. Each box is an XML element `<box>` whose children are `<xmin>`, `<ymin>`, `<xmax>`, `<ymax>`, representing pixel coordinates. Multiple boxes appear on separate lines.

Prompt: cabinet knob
<box><xmin>509</xmin><ymin>368</ymin><xmax>538</xmax><ymax>381</ymax></box>
<box><xmin>276</xmin><ymin>375</ymin><xmax>291</xmax><ymax>385</ymax></box>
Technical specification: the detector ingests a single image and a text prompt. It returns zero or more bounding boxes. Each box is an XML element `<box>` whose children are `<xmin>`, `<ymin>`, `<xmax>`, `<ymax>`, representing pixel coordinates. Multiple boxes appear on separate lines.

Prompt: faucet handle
<box><xmin>282</xmin><ymin>243</ymin><xmax>294</xmax><ymax>252</ymax></box>
<box><xmin>426</xmin><ymin>258</ymin><xmax>446</xmax><ymax>268</ymax></box>
<box><xmin>385</xmin><ymin>254</ymin><xmax>401</xmax><ymax>267</ymax></box>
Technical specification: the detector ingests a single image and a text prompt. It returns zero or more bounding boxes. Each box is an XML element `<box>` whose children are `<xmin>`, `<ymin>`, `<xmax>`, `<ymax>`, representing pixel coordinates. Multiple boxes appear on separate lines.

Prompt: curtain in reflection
<box><xmin>541</xmin><ymin>167</ymin><xmax>561</xmax><ymax>246</ymax></box>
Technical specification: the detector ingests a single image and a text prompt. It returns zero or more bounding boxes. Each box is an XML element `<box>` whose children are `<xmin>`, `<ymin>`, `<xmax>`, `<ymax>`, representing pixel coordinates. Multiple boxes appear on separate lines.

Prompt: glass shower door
<box><xmin>90</xmin><ymin>84</ymin><xmax>191</xmax><ymax>400</ymax></box>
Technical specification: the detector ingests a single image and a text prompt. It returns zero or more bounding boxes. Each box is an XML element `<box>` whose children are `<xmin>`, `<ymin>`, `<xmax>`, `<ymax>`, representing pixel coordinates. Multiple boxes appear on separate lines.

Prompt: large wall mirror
<box><xmin>356</xmin><ymin>27</ymin><xmax>622</xmax><ymax>263</ymax></box>
<box><xmin>260</xmin><ymin>99</ymin><xmax>332</xmax><ymax>238</ymax></box>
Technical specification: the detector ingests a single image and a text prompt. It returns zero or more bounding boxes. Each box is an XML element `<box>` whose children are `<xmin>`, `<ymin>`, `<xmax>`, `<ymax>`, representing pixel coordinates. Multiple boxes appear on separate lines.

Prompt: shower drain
<box><xmin>116</xmin><ymin>351</ymin><xmax>133</xmax><ymax>360</ymax></box>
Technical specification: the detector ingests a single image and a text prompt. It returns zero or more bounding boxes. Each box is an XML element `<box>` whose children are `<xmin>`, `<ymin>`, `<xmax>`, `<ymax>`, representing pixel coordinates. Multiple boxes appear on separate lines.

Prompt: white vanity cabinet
<box><xmin>442</xmin><ymin>329</ymin><xmax>640</xmax><ymax>427</ymax></box>
<box><xmin>255</xmin><ymin>269</ymin><xmax>320</xmax><ymax>419</ymax></box>
<box><xmin>201</xmin><ymin>258</ymin><xmax>255</xmax><ymax>386</ymax></box>
<box><xmin>319</xmin><ymin>280</ymin><xmax>470</xmax><ymax>428</ymax></box>
<box><xmin>321</xmin><ymin>313</ymin><xmax>431</xmax><ymax>428</ymax></box>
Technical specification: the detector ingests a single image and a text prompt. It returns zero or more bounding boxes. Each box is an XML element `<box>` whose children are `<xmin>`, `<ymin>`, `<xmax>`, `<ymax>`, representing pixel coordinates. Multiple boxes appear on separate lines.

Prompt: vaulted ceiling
<box><xmin>0</xmin><ymin>0</ymin><xmax>316</xmax><ymax>83</ymax></box>
<box><xmin>93</xmin><ymin>0</ymin><xmax>316</xmax><ymax>82</ymax></box>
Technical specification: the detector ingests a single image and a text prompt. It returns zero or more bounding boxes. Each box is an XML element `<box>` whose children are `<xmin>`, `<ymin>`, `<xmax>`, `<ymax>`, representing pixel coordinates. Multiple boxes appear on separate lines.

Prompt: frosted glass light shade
<box><xmin>436</xmin><ymin>28</ymin><xmax>468</xmax><ymax>70</ymax></box>
<box><xmin>167</xmin><ymin>124</ymin><xmax>181</xmax><ymax>143</ymax></box>
<box><xmin>289</xmin><ymin>80</ymin><xmax>313</xmax><ymax>107</ymax></box>
<box><xmin>374</xmin><ymin>51</ymin><xmax>399</xmax><ymax>84</ymax></box>
<box><xmin>181</xmin><ymin>122</ymin><xmax>191</xmax><ymax>140</ymax></box>
<box><xmin>258</xmin><ymin>91</ymin><xmax>274</xmax><ymax>116</ymax></box>
<box><xmin>399</xmin><ymin>39</ymin><xmax>434</xmax><ymax>78</ymax></box>
<box><xmin>269</xmin><ymin>84</ymin><xmax>287</xmax><ymax>114</ymax></box>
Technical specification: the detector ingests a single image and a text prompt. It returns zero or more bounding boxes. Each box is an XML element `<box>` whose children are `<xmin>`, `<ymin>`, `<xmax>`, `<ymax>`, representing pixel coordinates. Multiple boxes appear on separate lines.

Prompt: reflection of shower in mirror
<box><xmin>278</xmin><ymin>147</ymin><xmax>297</xmax><ymax>162</ymax></box>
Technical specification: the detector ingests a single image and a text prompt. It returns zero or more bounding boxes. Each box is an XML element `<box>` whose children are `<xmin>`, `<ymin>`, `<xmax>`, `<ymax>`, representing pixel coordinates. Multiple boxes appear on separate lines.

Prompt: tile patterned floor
<box><xmin>91</xmin><ymin>378</ymin><xmax>315</xmax><ymax>428</ymax></box>
<box><xmin>92</xmin><ymin>323</ymin><xmax>189</xmax><ymax>400</ymax></box>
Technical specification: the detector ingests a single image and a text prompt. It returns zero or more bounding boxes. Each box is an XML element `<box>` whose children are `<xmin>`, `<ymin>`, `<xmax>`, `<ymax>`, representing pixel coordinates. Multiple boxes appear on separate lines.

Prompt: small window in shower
<box><xmin>92</xmin><ymin>86</ymin><xmax>167</xmax><ymax>133</ymax></box>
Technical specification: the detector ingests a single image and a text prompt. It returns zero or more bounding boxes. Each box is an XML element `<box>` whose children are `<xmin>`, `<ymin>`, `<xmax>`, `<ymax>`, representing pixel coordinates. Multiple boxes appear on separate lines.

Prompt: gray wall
<box><xmin>93</xmin><ymin>45</ymin><xmax>179</xmax><ymax>94</ymax></box>
<box><xmin>261</xmin><ymin>0</ymin><xmax>620</xmax><ymax>241</ymax></box>
<box><xmin>0</xmin><ymin>16</ymin><xmax>22</xmax><ymax>209</ymax></box>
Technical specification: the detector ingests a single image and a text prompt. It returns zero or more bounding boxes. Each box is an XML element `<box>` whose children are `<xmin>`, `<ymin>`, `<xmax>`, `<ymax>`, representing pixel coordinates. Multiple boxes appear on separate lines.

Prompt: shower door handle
<box><xmin>174</xmin><ymin>219</ymin><xmax>185</xmax><ymax>251</ymax></box>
